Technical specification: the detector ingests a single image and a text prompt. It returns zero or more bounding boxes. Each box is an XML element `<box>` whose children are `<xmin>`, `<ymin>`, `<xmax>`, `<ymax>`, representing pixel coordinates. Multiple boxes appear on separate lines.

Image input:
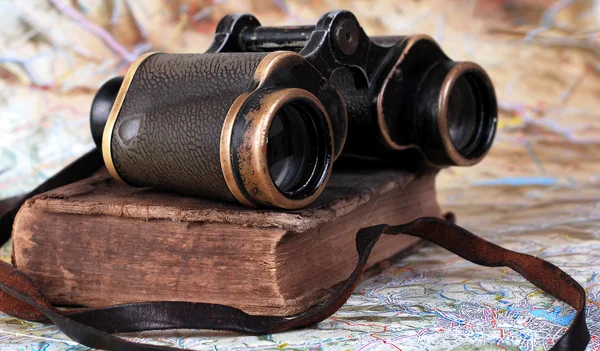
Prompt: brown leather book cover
<box><xmin>11</xmin><ymin>168</ymin><xmax>441</xmax><ymax>316</ymax></box>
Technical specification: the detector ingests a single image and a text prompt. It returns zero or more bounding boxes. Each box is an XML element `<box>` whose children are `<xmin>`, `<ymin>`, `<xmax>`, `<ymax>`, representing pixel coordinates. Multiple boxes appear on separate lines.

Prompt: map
<box><xmin>0</xmin><ymin>0</ymin><xmax>598</xmax><ymax>350</ymax></box>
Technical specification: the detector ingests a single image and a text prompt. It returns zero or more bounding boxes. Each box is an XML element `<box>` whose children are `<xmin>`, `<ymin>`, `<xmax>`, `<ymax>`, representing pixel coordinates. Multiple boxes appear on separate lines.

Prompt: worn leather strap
<box><xmin>0</xmin><ymin>151</ymin><xmax>590</xmax><ymax>351</ymax></box>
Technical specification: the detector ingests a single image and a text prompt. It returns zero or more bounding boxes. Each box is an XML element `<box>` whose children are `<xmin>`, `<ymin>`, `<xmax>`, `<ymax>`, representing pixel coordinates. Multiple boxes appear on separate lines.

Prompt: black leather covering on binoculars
<box><xmin>329</xmin><ymin>69</ymin><xmax>375</xmax><ymax>153</ymax></box>
<box><xmin>110</xmin><ymin>52</ymin><xmax>268</xmax><ymax>202</ymax></box>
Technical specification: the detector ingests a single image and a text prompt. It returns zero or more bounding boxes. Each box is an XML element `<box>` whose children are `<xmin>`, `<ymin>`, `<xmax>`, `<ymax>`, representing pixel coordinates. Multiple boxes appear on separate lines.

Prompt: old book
<box><xmin>11</xmin><ymin>168</ymin><xmax>441</xmax><ymax>316</ymax></box>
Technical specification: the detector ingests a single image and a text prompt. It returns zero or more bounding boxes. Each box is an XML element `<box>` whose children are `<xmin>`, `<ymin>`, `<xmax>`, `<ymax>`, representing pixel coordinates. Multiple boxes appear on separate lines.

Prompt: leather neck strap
<box><xmin>0</xmin><ymin>150</ymin><xmax>590</xmax><ymax>351</ymax></box>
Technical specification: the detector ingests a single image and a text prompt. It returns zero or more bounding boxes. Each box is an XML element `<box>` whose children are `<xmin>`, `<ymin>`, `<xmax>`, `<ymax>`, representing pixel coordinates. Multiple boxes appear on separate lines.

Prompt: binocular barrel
<box><xmin>90</xmin><ymin>10</ymin><xmax>498</xmax><ymax>209</ymax></box>
<box><xmin>92</xmin><ymin>52</ymin><xmax>338</xmax><ymax>209</ymax></box>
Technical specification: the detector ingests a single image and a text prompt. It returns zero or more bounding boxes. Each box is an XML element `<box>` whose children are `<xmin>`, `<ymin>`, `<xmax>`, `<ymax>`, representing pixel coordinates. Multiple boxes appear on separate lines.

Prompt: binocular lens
<box><xmin>268</xmin><ymin>103</ymin><xmax>319</xmax><ymax>195</ymax></box>
<box><xmin>412</xmin><ymin>61</ymin><xmax>496</xmax><ymax>167</ymax></box>
<box><xmin>447</xmin><ymin>74</ymin><xmax>479</xmax><ymax>153</ymax></box>
<box><xmin>444</xmin><ymin>69</ymin><xmax>496</xmax><ymax>163</ymax></box>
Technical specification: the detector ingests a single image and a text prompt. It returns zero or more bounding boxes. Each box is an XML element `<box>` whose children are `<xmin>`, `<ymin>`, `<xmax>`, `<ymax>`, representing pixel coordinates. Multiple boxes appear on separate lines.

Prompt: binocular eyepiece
<box><xmin>371</xmin><ymin>35</ymin><xmax>497</xmax><ymax>167</ymax></box>
<box><xmin>90</xmin><ymin>10</ymin><xmax>498</xmax><ymax>209</ymax></box>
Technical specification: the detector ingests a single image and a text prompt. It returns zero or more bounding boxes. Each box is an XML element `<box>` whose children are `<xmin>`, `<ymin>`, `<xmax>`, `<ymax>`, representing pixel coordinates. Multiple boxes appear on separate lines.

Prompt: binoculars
<box><xmin>90</xmin><ymin>10</ymin><xmax>498</xmax><ymax>209</ymax></box>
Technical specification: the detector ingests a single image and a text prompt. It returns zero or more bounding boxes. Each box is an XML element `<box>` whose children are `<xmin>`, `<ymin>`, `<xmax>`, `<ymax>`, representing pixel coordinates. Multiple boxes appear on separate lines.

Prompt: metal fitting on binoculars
<box><xmin>90</xmin><ymin>10</ymin><xmax>498</xmax><ymax>209</ymax></box>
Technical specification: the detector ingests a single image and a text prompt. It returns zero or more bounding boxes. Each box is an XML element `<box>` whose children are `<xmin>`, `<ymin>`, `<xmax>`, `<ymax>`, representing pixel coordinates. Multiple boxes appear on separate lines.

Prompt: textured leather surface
<box><xmin>0</xmin><ymin>152</ymin><xmax>590</xmax><ymax>351</ymax></box>
<box><xmin>329</xmin><ymin>67</ymin><xmax>375</xmax><ymax>156</ymax></box>
<box><xmin>111</xmin><ymin>53</ymin><xmax>268</xmax><ymax>202</ymax></box>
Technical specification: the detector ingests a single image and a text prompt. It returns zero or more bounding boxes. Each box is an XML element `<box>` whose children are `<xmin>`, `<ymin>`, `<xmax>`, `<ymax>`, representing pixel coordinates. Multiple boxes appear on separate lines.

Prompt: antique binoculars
<box><xmin>90</xmin><ymin>10</ymin><xmax>498</xmax><ymax>209</ymax></box>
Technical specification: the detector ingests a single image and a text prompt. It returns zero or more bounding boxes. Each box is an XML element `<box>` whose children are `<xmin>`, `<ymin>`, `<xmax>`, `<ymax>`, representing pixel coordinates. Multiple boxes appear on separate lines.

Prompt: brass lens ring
<box><xmin>376</xmin><ymin>35</ymin><xmax>434</xmax><ymax>151</ymax></box>
<box><xmin>222</xmin><ymin>88</ymin><xmax>334</xmax><ymax>209</ymax></box>
<box><xmin>437</xmin><ymin>62</ymin><xmax>497</xmax><ymax>166</ymax></box>
<box><xmin>102</xmin><ymin>52</ymin><xmax>159</xmax><ymax>184</ymax></box>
